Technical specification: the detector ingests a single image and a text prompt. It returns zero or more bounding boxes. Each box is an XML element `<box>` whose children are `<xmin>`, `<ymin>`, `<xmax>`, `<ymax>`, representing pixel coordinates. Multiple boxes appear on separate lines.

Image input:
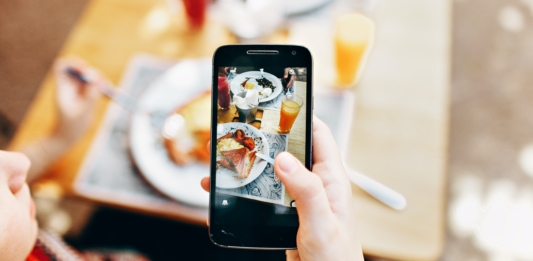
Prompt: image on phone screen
<box><xmin>215</xmin><ymin>66</ymin><xmax>307</xmax><ymax>209</ymax></box>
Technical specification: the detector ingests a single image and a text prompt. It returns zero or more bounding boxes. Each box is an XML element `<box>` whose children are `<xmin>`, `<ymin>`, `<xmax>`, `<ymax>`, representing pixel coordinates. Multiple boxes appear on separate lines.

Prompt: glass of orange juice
<box><xmin>279</xmin><ymin>95</ymin><xmax>303</xmax><ymax>133</ymax></box>
<box><xmin>334</xmin><ymin>13</ymin><xmax>375</xmax><ymax>88</ymax></box>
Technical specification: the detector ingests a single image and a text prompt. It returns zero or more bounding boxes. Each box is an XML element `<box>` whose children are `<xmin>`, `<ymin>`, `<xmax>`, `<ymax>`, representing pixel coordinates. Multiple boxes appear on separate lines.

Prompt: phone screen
<box><xmin>210</xmin><ymin>45</ymin><xmax>312</xmax><ymax>249</ymax></box>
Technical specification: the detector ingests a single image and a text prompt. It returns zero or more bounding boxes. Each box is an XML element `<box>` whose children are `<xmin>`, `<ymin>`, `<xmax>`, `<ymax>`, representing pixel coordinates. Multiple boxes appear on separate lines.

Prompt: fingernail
<box><xmin>278</xmin><ymin>153</ymin><xmax>298</xmax><ymax>173</ymax></box>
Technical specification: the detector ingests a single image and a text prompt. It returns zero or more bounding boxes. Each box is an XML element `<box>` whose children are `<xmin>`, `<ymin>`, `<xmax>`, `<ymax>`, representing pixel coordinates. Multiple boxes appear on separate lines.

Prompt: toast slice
<box><xmin>221</xmin><ymin>147</ymin><xmax>247</xmax><ymax>169</ymax></box>
<box><xmin>243</xmin><ymin>151</ymin><xmax>257</xmax><ymax>178</ymax></box>
<box><xmin>217</xmin><ymin>158</ymin><xmax>234</xmax><ymax>170</ymax></box>
<box><xmin>164</xmin><ymin>91</ymin><xmax>211</xmax><ymax>166</ymax></box>
<box><xmin>220</xmin><ymin>147</ymin><xmax>256</xmax><ymax>179</ymax></box>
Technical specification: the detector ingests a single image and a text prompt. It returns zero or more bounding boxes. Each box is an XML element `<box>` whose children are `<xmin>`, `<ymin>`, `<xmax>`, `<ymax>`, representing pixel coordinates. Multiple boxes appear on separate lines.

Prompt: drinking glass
<box><xmin>218</xmin><ymin>75</ymin><xmax>230</xmax><ymax>110</ymax></box>
<box><xmin>182</xmin><ymin>0</ymin><xmax>207</xmax><ymax>30</ymax></box>
<box><xmin>235</xmin><ymin>92</ymin><xmax>258</xmax><ymax>123</ymax></box>
<box><xmin>278</xmin><ymin>95</ymin><xmax>303</xmax><ymax>133</ymax></box>
<box><xmin>334</xmin><ymin>13</ymin><xmax>374</xmax><ymax>88</ymax></box>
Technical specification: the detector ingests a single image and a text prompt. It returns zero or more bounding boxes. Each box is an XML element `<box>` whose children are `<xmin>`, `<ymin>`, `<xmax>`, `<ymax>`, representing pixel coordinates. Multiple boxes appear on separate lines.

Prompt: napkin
<box><xmin>233</xmin><ymin>90</ymin><xmax>259</xmax><ymax>108</ymax></box>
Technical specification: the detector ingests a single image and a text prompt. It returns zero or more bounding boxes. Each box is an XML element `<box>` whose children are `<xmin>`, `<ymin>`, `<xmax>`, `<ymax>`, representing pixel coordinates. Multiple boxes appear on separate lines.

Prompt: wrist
<box><xmin>51</xmin><ymin>119</ymin><xmax>85</xmax><ymax>145</ymax></box>
<box><xmin>47</xmin><ymin>133</ymin><xmax>72</xmax><ymax>151</ymax></box>
<box><xmin>21</xmin><ymin>136</ymin><xmax>71</xmax><ymax>182</ymax></box>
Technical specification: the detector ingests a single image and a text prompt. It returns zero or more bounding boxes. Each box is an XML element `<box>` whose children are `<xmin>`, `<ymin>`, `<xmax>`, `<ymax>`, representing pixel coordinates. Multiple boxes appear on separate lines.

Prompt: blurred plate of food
<box><xmin>230</xmin><ymin>71</ymin><xmax>283</xmax><ymax>102</ymax></box>
<box><xmin>215</xmin><ymin>122</ymin><xmax>269</xmax><ymax>189</ymax></box>
<box><xmin>129</xmin><ymin>59</ymin><xmax>211</xmax><ymax>207</ymax></box>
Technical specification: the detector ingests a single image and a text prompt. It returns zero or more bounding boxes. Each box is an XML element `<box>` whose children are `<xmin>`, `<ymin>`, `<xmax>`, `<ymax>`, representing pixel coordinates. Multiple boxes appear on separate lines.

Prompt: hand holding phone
<box><xmin>210</xmin><ymin>45</ymin><xmax>314</xmax><ymax>249</ymax></box>
<box><xmin>202</xmin><ymin>117</ymin><xmax>364</xmax><ymax>260</ymax></box>
<box><xmin>276</xmin><ymin>117</ymin><xmax>363</xmax><ymax>261</ymax></box>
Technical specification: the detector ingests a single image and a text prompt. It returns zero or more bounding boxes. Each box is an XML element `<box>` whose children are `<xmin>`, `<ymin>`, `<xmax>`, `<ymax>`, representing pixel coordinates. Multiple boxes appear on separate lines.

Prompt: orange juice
<box><xmin>279</xmin><ymin>96</ymin><xmax>303</xmax><ymax>133</ymax></box>
<box><xmin>335</xmin><ymin>13</ymin><xmax>374</xmax><ymax>87</ymax></box>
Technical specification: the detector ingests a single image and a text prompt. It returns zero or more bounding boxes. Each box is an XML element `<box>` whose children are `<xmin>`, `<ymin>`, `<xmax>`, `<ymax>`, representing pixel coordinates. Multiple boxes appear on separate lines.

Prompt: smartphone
<box><xmin>210</xmin><ymin>45</ymin><xmax>313</xmax><ymax>249</ymax></box>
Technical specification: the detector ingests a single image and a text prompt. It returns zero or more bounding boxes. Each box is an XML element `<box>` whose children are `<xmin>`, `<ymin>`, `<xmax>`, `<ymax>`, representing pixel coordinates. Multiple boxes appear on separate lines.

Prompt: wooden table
<box><xmin>342</xmin><ymin>1</ymin><xmax>449</xmax><ymax>260</ymax></box>
<box><xmin>9</xmin><ymin>0</ymin><xmax>235</xmax><ymax>190</ymax></box>
<box><xmin>285</xmin><ymin>0</ymin><xmax>450</xmax><ymax>259</ymax></box>
<box><xmin>9</xmin><ymin>0</ymin><xmax>449</xmax><ymax>260</ymax></box>
<box><xmin>357</xmin><ymin>0</ymin><xmax>449</xmax><ymax>258</ymax></box>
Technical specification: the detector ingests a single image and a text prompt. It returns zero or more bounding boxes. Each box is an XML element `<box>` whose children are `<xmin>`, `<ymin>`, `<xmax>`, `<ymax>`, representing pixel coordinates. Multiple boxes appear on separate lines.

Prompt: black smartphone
<box><xmin>210</xmin><ymin>45</ymin><xmax>313</xmax><ymax>249</ymax></box>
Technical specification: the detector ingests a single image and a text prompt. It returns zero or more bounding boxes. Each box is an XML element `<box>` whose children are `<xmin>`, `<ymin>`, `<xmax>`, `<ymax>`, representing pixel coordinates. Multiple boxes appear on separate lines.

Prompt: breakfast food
<box><xmin>245</xmin><ymin>81</ymin><xmax>255</xmax><ymax>90</ymax></box>
<box><xmin>217</xmin><ymin>129</ymin><xmax>257</xmax><ymax>179</ymax></box>
<box><xmin>240</xmin><ymin>77</ymin><xmax>256</xmax><ymax>90</ymax></box>
<box><xmin>241</xmin><ymin>78</ymin><xmax>251</xmax><ymax>87</ymax></box>
<box><xmin>256</xmin><ymin>76</ymin><xmax>275</xmax><ymax>91</ymax></box>
<box><xmin>236</xmin><ymin>74</ymin><xmax>277</xmax><ymax>100</ymax></box>
<box><xmin>258</xmin><ymin>88</ymin><xmax>272</xmax><ymax>99</ymax></box>
<box><xmin>163</xmin><ymin>91</ymin><xmax>211</xmax><ymax>166</ymax></box>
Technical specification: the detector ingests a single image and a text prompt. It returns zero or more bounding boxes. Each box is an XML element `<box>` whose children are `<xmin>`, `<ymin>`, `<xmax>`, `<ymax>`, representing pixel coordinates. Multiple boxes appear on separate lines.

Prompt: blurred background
<box><xmin>1</xmin><ymin>0</ymin><xmax>532</xmax><ymax>260</ymax></box>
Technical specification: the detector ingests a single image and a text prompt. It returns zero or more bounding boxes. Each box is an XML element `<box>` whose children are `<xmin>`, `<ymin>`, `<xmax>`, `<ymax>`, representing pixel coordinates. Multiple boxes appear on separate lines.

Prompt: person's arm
<box><xmin>201</xmin><ymin>116</ymin><xmax>364</xmax><ymax>261</ymax></box>
<box><xmin>218</xmin><ymin>67</ymin><xmax>232</xmax><ymax>76</ymax></box>
<box><xmin>283</xmin><ymin>68</ymin><xmax>296</xmax><ymax>91</ymax></box>
<box><xmin>21</xmin><ymin>136</ymin><xmax>71</xmax><ymax>183</ymax></box>
<box><xmin>20</xmin><ymin>57</ymin><xmax>104</xmax><ymax>183</ymax></box>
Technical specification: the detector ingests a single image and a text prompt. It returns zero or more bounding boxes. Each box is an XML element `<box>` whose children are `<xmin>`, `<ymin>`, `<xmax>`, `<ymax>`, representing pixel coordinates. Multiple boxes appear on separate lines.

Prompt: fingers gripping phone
<box><xmin>210</xmin><ymin>45</ymin><xmax>313</xmax><ymax>249</ymax></box>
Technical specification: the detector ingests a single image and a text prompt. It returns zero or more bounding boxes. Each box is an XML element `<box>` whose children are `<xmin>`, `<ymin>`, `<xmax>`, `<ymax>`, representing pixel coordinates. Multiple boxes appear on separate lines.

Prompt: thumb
<box><xmin>274</xmin><ymin>152</ymin><xmax>333</xmax><ymax>227</ymax></box>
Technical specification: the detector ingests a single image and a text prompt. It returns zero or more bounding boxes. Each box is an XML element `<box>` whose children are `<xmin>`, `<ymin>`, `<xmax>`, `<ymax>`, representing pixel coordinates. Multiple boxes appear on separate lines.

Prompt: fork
<box><xmin>66</xmin><ymin>67</ymin><xmax>168</xmax><ymax>130</ymax></box>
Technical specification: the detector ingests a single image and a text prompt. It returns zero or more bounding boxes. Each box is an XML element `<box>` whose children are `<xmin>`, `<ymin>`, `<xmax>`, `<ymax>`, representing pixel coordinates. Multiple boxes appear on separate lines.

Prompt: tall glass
<box><xmin>279</xmin><ymin>95</ymin><xmax>303</xmax><ymax>133</ymax></box>
<box><xmin>182</xmin><ymin>0</ymin><xmax>207</xmax><ymax>30</ymax></box>
<box><xmin>334</xmin><ymin>13</ymin><xmax>374</xmax><ymax>87</ymax></box>
<box><xmin>217</xmin><ymin>75</ymin><xmax>230</xmax><ymax>110</ymax></box>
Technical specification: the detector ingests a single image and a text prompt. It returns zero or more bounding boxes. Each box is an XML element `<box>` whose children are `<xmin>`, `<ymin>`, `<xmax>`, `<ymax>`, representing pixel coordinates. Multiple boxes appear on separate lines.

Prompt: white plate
<box><xmin>285</xmin><ymin>0</ymin><xmax>332</xmax><ymax>16</ymax></box>
<box><xmin>215</xmin><ymin>122</ymin><xmax>269</xmax><ymax>189</ymax></box>
<box><xmin>230</xmin><ymin>71</ymin><xmax>283</xmax><ymax>103</ymax></box>
<box><xmin>129</xmin><ymin>59</ymin><xmax>211</xmax><ymax>208</ymax></box>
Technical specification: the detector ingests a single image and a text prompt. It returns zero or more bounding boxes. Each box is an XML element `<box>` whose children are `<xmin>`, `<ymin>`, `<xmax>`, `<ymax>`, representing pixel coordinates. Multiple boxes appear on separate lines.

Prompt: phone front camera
<box><xmin>291</xmin><ymin>51</ymin><xmax>297</xmax><ymax>55</ymax></box>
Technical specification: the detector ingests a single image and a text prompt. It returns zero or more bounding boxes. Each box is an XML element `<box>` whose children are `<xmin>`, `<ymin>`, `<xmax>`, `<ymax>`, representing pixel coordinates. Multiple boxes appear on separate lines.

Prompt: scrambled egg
<box><xmin>245</xmin><ymin>82</ymin><xmax>255</xmax><ymax>90</ymax></box>
<box><xmin>216</xmin><ymin>138</ymin><xmax>243</xmax><ymax>157</ymax></box>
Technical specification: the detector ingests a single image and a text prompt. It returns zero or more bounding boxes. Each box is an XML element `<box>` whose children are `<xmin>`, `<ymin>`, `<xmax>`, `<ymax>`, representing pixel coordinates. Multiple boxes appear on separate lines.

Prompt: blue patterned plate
<box><xmin>216</xmin><ymin>122</ymin><xmax>269</xmax><ymax>189</ymax></box>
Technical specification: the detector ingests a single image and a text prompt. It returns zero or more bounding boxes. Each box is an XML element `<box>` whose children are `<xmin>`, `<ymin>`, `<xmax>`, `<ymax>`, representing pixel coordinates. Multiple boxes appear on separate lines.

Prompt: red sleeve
<box><xmin>26</xmin><ymin>245</ymin><xmax>52</xmax><ymax>261</ymax></box>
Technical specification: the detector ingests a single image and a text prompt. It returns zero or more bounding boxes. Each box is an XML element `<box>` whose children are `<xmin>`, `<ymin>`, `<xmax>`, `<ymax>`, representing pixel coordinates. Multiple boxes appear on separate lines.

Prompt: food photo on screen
<box><xmin>215</xmin><ymin>66</ymin><xmax>307</xmax><ymax>208</ymax></box>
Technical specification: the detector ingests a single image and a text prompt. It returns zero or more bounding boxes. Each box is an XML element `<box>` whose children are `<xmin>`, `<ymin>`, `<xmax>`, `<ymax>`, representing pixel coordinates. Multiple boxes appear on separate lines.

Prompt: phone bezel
<box><xmin>210</xmin><ymin>44</ymin><xmax>313</xmax><ymax>250</ymax></box>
